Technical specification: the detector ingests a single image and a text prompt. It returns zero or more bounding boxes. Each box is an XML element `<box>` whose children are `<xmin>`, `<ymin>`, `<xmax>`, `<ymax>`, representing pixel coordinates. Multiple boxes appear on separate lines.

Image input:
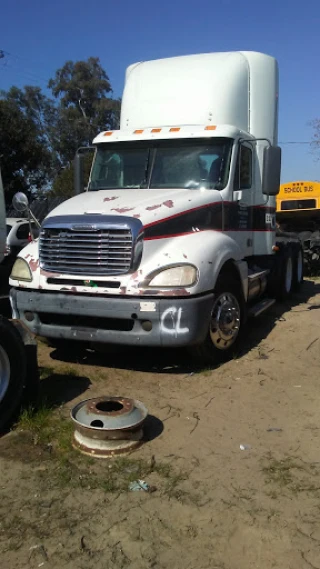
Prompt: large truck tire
<box><xmin>292</xmin><ymin>244</ymin><xmax>304</xmax><ymax>291</ymax></box>
<box><xmin>276</xmin><ymin>247</ymin><xmax>294</xmax><ymax>301</ymax></box>
<box><xmin>0</xmin><ymin>316</ymin><xmax>27</xmax><ymax>432</ymax></box>
<box><xmin>191</xmin><ymin>275</ymin><xmax>245</xmax><ymax>365</ymax></box>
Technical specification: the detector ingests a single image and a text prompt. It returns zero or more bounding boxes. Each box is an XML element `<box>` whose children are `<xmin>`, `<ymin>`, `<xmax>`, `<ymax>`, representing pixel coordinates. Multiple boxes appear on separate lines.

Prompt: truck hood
<box><xmin>46</xmin><ymin>189</ymin><xmax>223</xmax><ymax>226</ymax></box>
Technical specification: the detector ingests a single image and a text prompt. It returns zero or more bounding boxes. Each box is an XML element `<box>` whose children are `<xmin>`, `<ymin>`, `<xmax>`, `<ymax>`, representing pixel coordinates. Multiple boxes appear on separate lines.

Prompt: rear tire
<box><xmin>292</xmin><ymin>246</ymin><xmax>304</xmax><ymax>291</ymax></box>
<box><xmin>276</xmin><ymin>247</ymin><xmax>294</xmax><ymax>301</ymax></box>
<box><xmin>191</xmin><ymin>275</ymin><xmax>244</xmax><ymax>365</ymax></box>
<box><xmin>0</xmin><ymin>317</ymin><xmax>27</xmax><ymax>431</ymax></box>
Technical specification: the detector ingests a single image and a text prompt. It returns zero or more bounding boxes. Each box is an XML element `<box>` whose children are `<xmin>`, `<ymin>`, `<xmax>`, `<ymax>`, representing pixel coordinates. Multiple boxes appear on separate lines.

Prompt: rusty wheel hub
<box><xmin>71</xmin><ymin>396</ymin><xmax>148</xmax><ymax>458</ymax></box>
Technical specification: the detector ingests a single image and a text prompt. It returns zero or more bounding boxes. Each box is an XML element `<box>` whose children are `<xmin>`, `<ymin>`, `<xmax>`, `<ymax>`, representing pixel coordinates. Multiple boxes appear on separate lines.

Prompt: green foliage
<box><xmin>48</xmin><ymin>57</ymin><xmax>120</xmax><ymax>164</ymax></box>
<box><xmin>49</xmin><ymin>57</ymin><xmax>112</xmax><ymax>111</ymax></box>
<box><xmin>0</xmin><ymin>57</ymin><xmax>121</xmax><ymax>202</ymax></box>
<box><xmin>310</xmin><ymin>118</ymin><xmax>320</xmax><ymax>155</ymax></box>
<box><xmin>51</xmin><ymin>152</ymin><xmax>94</xmax><ymax>199</ymax></box>
<box><xmin>0</xmin><ymin>97</ymin><xmax>52</xmax><ymax>203</ymax></box>
<box><xmin>4</xmin><ymin>85</ymin><xmax>58</xmax><ymax>145</ymax></box>
<box><xmin>50</xmin><ymin>165</ymin><xmax>74</xmax><ymax>199</ymax></box>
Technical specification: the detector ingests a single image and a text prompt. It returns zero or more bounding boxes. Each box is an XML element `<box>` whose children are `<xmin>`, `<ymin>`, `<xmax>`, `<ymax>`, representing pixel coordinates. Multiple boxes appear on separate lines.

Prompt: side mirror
<box><xmin>74</xmin><ymin>146</ymin><xmax>95</xmax><ymax>195</ymax></box>
<box><xmin>74</xmin><ymin>152</ymin><xmax>84</xmax><ymax>195</ymax></box>
<box><xmin>262</xmin><ymin>146</ymin><xmax>281</xmax><ymax>196</ymax></box>
<box><xmin>12</xmin><ymin>192</ymin><xmax>41</xmax><ymax>232</ymax></box>
<box><xmin>12</xmin><ymin>192</ymin><xmax>29</xmax><ymax>212</ymax></box>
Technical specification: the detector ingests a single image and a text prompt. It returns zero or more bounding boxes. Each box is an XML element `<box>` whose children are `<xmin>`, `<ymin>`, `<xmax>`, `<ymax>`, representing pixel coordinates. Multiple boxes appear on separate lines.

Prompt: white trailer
<box><xmin>9</xmin><ymin>51</ymin><xmax>303</xmax><ymax>363</ymax></box>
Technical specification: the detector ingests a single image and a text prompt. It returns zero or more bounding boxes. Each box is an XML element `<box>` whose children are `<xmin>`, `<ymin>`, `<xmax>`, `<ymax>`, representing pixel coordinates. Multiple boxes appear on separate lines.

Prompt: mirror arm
<box><xmin>261</xmin><ymin>188</ymin><xmax>269</xmax><ymax>206</ymax></box>
<box><xmin>29</xmin><ymin>208</ymin><xmax>41</xmax><ymax>230</ymax></box>
<box><xmin>239</xmin><ymin>137</ymin><xmax>272</xmax><ymax>146</ymax></box>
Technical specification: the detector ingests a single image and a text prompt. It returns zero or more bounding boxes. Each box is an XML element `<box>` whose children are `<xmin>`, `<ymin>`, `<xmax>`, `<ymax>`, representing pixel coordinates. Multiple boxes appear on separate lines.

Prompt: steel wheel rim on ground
<box><xmin>285</xmin><ymin>256</ymin><xmax>293</xmax><ymax>293</ymax></box>
<box><xmin>209</xmin><ymin>292</ymin><xmax>241</xmax><ymax>350</ymax></box>
<box><xmin>71</xmin><ymin>396</ymin><xmax>148</xmax><ymax>458</ymax></box>
<box><xmin>0</xmin><ymin>345</ymin><xmax>10</xmax><ymax>403</ymax></box>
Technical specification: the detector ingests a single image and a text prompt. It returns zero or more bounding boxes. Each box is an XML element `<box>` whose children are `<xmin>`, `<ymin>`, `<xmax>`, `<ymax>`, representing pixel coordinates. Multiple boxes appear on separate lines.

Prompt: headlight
<box><xmin>10</xmin><ymin>258</ymin><xmax>33</xmax><ymax>282</ymax></box>
<box><xmin>4</xmin><ymin>244</ymin><xmax>11</xmax><ymax>257</ymax></box>
<box><xmin>147</xmin><ymin>265</ymin><xmax>198</xmax><ymax>287</ymax></box>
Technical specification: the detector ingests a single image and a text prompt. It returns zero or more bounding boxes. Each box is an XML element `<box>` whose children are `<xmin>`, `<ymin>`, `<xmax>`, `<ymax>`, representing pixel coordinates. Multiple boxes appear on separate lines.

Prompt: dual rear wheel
<box><xmin>274</xmin><ymin>244</ymin><xmax>303</xmax><ymax>300</ymax></box>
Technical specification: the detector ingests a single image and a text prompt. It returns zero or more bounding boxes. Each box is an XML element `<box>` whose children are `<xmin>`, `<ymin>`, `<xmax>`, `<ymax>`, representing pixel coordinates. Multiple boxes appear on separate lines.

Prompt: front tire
<box><xmin>191</xmin><ymin>276</ymin><xmax>244</xmax><ymax>365</ymax></box>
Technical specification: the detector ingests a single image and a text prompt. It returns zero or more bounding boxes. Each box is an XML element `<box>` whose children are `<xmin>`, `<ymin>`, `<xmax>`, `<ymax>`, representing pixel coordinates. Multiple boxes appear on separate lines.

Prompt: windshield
<box><xmin>89</xmin><ymin>138</ymin><xmax>232</xmax><ymax>191</ymax></box>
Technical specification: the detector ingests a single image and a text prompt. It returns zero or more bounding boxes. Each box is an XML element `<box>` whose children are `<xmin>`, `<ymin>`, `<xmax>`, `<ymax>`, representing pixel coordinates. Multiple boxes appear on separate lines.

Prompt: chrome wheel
<box><xmin>285</xmin><ymin>256</ymin><xmax>293</xmax><ymax>293</ymax></box>
<box><xmin>210</xmin><ymin>292</ymin><xmax>241</xmax><ymax>350</ymax></box>
<box><xmin>0</xmin><ymin>344</ymin><xmax>10</xmax><ymax>403</ymax></box>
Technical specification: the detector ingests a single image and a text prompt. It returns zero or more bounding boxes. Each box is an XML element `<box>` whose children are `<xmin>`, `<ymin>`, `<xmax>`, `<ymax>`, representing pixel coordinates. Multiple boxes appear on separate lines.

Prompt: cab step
<box><xmin>248</xmin><ymin>298</ymin><xmax>276</xmax><ymax>318</ymax></box>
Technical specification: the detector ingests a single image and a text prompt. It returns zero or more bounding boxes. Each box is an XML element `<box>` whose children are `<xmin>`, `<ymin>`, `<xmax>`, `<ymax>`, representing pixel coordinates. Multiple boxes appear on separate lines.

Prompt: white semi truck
<box><xmin>9</xmin><ymin>51</ymin><xmax>303</xmax><ymax>363</ymax></box>
<box><xmin>0</xmin><ymin>170</ymin><xmax>38</xmax><ymax>430</ymax></box>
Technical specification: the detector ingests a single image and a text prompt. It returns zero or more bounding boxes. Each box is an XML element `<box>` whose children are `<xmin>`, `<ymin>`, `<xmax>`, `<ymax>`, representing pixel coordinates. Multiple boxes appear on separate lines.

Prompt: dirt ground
<box><xmin>1</xmin><ymin>279</ymin><xmax>320</xmax><ymax>569</ymax></box>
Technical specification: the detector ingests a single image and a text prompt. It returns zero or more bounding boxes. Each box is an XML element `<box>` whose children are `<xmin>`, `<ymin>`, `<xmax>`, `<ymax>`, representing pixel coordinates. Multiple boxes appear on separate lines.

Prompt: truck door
<box><xmin>231</xmin><ymin>143</ymin><xmax>254</xmax><ymax>257</ymax></box>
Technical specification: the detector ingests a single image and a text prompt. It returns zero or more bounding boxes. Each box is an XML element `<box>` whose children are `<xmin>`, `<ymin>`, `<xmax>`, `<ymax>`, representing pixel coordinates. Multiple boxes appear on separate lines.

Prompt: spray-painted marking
<box><xmin>160</xmin><ymin>307</ymin><xmax>189</xmax><ymax>335</ymax></box>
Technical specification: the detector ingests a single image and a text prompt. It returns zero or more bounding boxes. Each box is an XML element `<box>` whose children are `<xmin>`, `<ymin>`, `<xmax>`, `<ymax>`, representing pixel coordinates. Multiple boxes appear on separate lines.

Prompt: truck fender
<box><xmin>214</xmin><ymin>258</ymin><xmax>248</xmax><ymax>301</ymax></box>
<box><xmin>200</xmin><ymin>233</ymin><xmax>248</xmax><ymax>299</ymax></box>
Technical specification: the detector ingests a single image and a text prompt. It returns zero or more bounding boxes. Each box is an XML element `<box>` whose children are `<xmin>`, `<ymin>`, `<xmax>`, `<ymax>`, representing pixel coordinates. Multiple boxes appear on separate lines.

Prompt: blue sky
<box><xmin>1</xmin><ymin>0</ymin><xmax>320</xmax><ymax>183</ymax></box>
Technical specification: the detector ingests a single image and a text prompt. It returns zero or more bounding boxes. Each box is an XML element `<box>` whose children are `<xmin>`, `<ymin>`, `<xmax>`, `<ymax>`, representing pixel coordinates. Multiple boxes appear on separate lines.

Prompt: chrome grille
<box><xmin>39</xmin><ymin>227</ymin><xmax>133</xmax><ymax>275</ymax></box>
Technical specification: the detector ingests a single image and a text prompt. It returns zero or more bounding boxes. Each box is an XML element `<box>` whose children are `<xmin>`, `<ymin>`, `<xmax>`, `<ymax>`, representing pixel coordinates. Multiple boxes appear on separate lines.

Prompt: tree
<box><xmin>0</xmin><ymin>97</ymin><xmax>52</xmax><ymax>204</ymax></box>
<box><xmin>4</xmin><ymin>85</ymin><xmax>58</xmax><ymax>148</ymax></box>
<box><xmin>311</xmin><ymin>118</ymin><xmax>320</xmax><ymax>158</ymax></box>
<box><xmin>0</xmin><ymin>57</ymin><xmax>121</xmax><ymax>202</ymax></box>
<box><xmin>50</xmin><ymin>152</ymin><xmax>93</xmax><ymax>199</ymax></box>
<box><xmin>48</xmin><ymin>57</ymin><xmax>121</xmax><ymax>164</ymax></box>
<box><xmin>1</xmin><ymin>86</ymin><xmax>59</xmax><ymax>202</ymax></box>
<box><xmin>50</xmin><ymin>164</ymin><xmax>74</xmax><ymax>199</ymax></box>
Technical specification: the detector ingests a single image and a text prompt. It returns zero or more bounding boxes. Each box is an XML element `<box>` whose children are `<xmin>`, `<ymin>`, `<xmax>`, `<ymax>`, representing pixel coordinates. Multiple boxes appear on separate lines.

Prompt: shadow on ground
<box><xmin>143</xmin><ymin>415</ymin><xmax>164</xmax><ymax>442</ymax></box>
<box><xmin>36</xmin><ymin>373</ymin><xmax>164</xmax><ymax>442</ymax></box>
<box><xmin>46</xmin><ymin>279</ymin><xmax>320</xmax><ymax>374</ymax></box>
<box><xmin>39</xmin><ymin>373</ymin><xmax>92</xmax><ymax>408</ymax></box>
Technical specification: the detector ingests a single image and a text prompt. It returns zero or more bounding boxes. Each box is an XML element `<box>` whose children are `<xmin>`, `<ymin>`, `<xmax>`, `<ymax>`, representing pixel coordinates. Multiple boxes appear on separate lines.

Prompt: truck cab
<box><xmin>9</xmin><ymin>51</ymin><xmax>301</xmax><ymax>363</ymax></box>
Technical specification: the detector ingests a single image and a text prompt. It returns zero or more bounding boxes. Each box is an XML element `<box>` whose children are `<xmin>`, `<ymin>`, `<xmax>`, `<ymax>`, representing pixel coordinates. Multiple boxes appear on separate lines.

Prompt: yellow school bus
<box><xmin>276</xmin><ymin>181</ymin><xmax>320</xmax><ymax>274</ymax></box>
<box><xmin>277</xmin><ymin>181</ymin><xmax>320</xmax><ymax>217</ymax></box>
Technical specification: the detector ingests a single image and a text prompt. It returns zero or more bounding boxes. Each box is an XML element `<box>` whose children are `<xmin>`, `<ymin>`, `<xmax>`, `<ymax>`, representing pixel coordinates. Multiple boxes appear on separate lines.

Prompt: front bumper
<box><xmin>10</xmin><ymin>288</ymin><xmax>214</xmax><ymax>347</ymax></box>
